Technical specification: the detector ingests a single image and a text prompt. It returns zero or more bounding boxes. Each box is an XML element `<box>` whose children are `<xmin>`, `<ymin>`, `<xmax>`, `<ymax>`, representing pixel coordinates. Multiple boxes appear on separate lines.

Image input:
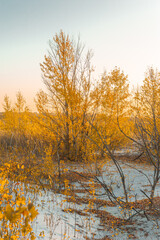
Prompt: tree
<box><xmin>13</xmin><ymin>91</ymin><xmax>29</xmax><ymax>138</ymax></box>
<box><xmin>15</xmin><ymin>91</ymin><xmax>27</xmax><ymax>113</ymax></box>
<box><xmin>119</xmin><ymin>67</ymin><xmax>160</xmax><ymax>204</ymax></box>
<box><xmin>92</xmin><ymin>67</ymin><xmax>130</xmax><ymax>153</ymax></box>
<box><xmin>3</xmin><ymin>95</ymin><xmax>11</xmax><ymax>112</ymax></box>
<box><xmin>134</xmin><ymin>68</ymin><xmax>160</xmax><ymax>201</ymax></box>
<box><xmin>2</xmin><ymin>95</ymin><xmax>13</xmax><ymax>133</ymax></box>
<box><xmin>36</xmin><ymin>30</ymin><xmax>93</xmax><ymax>161</ymax></box>
<box><xmin>1</xmin><ymin>92</ymin><xmax>30</xmax><ymax>152</ymax></box>
<box><xmin>88</xmin><ymin>68</ymin><xmax>130</xmax><ymax>203</ymax></box>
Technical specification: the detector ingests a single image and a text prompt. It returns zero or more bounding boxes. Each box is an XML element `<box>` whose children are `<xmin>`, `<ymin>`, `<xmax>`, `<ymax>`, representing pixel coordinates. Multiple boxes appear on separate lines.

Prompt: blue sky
<box><xmin>0</xmin><ymin>0</ymin><xmax>160</xmax><ymax>110</ymax></box>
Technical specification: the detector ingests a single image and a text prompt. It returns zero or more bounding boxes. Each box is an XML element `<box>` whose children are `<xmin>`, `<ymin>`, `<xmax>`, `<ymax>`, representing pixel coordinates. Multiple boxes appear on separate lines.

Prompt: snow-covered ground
<box><xmin>30</xmin><ymin>160</ymin><xmax>160</xmax><ymax>240</ymax></box>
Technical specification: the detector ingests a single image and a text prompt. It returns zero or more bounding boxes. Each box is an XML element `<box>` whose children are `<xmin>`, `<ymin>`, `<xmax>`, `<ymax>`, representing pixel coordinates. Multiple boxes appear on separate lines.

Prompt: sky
<box><xmin>0</xmin><ymin>0</ymin><xmax>160</xmax><ymax>111</ymax></box>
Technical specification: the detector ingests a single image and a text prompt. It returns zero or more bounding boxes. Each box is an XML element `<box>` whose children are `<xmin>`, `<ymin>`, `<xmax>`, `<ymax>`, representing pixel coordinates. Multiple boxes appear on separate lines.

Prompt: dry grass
<box><xmin>85</xmin><ymin>236</ymin><xmax>111</xmax><ymax>240</ymax></box>
<box><xmin>57</xmin><ymin>171</ymin><xmax>97</xmax><ymax>182</ymax></box>
<box><xmin>128</xmin><ymin>196</ymin><xmax>160</xmax><ymax>216</ymax></box>
<box><xmin>117</xmin><ymin>154</ymin><xmax>153</xmax><ymax>166</ymax></box>
<box><xmin>62</xmin><ymin>208</ymin><xmax>88</xmax><ymax>216</ymax></box>
<box><xmin>66</xmin><ymin>196</ymin><xmax>115</xmax><ymax>207</ymax></box>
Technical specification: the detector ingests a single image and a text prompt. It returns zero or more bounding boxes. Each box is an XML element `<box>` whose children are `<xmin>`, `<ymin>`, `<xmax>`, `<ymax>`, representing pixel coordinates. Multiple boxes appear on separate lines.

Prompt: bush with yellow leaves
<box><xmin>0</xmin><ymin>170</ymin><xmax>38</xmax><ymax>240</ymax></box>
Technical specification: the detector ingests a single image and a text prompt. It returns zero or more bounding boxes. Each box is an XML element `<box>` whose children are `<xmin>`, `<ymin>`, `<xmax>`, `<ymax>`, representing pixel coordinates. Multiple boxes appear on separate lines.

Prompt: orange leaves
<box><xmin>0</xmin><ymin>167</ymin><xmax>39</xmax><ymax>239</ymax></box>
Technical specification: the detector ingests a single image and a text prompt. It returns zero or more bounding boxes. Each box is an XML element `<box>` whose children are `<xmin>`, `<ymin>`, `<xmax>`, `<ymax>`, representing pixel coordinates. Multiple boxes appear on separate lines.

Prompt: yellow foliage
<box><xmin>0</xmin><ymin>170</ymin><xmax>39</xmax><ymax>239</ymax></box>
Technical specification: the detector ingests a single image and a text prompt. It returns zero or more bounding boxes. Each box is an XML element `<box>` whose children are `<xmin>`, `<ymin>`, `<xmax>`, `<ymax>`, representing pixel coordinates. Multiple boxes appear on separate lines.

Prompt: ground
<box><xmin>28</xmin><ymin>156</ymin><xmax>160</xmax><ymax>240</ymax></box>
